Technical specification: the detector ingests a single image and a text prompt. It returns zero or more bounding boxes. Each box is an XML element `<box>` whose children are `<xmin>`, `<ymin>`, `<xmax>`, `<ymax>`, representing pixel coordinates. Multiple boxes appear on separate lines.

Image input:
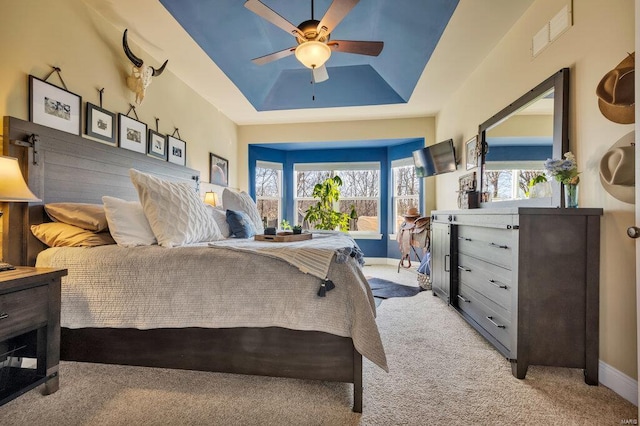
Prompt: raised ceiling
<box><xmin>159</xmin><ymin>0</ymin><xmax>459</xmax><ymax>112</ymax></box>
<box><xmin>83</xmin><ymin>0</ymin><xmax>535</xmax><ymax>125</ymax></box>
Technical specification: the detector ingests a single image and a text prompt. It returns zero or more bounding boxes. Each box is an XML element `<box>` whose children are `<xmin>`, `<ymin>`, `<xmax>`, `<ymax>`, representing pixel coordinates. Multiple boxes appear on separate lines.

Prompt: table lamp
<box><xmin>0</xmin><ymin>156</ymin><xmax>40</xmax><ymax>269</ymax></box>
<box><xmin>204</xmin><ymin>191</ymin><xmax>219</xmax><ymax>207</ymax></box>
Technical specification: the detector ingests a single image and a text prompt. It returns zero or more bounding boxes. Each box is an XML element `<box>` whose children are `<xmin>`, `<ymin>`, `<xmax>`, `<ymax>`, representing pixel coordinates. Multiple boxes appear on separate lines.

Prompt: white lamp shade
<box><xmin>204</xmin><ymin>191</ymin><xmax>219</xmax><ymax>207</ymax></box>
<box><xmin>0</xmin><ymin>156</ymin><xmax>40</xmax><ymax>202</ymax></box>
<box><xmin>295</xmin><ymin>41</ymin><xmax>331</xmax><ymax>69</ymax></box>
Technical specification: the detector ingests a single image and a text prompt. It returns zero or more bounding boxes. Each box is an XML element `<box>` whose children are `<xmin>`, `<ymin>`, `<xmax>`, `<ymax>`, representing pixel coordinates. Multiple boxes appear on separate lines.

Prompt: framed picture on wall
<box><xmin>147</xmin><ymin>129</ymin><xmax>167</xmax><ymax>160</ymax></box>
<box><xmin>85</xmin><ymin>103</ymin><xmax>116</xmax><ymax>145</ymax></box>
<box><xmin>465</xmin><ymin>136</ymin><xmax>478</xmax><ymax>170</ymax></box>
<box><xmin>209</xmin><ymin>152</ymin><xmax>229</xmax><ymax>187</ymax></box>
<box><xmin>118</xmin><ymin>113</ymin><xmax>147</xmax><ymax>154</ymax></box>
<box><xmin>168</xmin><ymin>135</ymin><xmax>186</xmax><ymax>166</ymax></box>
<box><xmin>29</xmin><ymin>75</ymin><xmax>82</xmax><ymax>135</ymax></box>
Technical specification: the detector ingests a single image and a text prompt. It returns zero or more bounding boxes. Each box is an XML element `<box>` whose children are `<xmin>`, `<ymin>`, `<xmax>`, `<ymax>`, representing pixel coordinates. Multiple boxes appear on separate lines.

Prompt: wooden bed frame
<box><xmin>2</xmin><ymin>116</ymin><xmax>363</xmax><ymax>412</ymax></box>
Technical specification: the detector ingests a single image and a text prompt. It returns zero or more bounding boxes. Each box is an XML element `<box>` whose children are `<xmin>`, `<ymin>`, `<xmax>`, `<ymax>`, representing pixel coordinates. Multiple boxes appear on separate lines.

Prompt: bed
<box><xmin>2</xmin><ymin>116</ymin><xmax>387</xmax><ymax>412</ymax></box>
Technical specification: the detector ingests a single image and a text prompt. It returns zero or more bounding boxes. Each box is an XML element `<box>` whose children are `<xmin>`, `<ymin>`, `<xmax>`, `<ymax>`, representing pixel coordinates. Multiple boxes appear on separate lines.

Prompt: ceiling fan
<box><xmin>244</xmin><ymin>0</ymin><xmax>384</xmax><ymax>83</ymax></box>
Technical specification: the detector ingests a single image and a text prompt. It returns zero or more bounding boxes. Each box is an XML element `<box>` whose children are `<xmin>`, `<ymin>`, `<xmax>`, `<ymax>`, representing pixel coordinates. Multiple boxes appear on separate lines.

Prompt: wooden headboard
<box><xmin>2</xmin><ymin>116</ymin><xmax>200</xmax><ymax>266</ymax></box>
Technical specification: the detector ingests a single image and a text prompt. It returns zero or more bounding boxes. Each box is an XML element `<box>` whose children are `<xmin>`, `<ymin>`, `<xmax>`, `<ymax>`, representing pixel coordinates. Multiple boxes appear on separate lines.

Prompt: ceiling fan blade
<box><xmin>244</xmin><ymin>0</ymin><xmax>305</xmax><ymax>39</ymax></box>
<box><xmin>251</xmin><ymin>47</ymin><xmax>296</xmax><ymax>65</ymax></box>
<box><xmin>317</xmin><ymin>0</ymin><xmax>359</xmax><ymax>35</ymax></box>
<box><xmin>312</xmin><ymin>65</ymin><xmax>329</xmax><ymax>83</ymax></box>
<box><xmin>328</xmin><ymin>40</ymin><xmax>384</xmax><ymax>56</ymax></box>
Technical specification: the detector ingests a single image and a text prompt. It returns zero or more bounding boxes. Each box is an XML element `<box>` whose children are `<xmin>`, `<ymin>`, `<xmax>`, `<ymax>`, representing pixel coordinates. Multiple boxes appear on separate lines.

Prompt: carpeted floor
<box><xmin>0</xmin><ymin>264</ymin><xmax>636</xmax><ymax>425</ymax></box>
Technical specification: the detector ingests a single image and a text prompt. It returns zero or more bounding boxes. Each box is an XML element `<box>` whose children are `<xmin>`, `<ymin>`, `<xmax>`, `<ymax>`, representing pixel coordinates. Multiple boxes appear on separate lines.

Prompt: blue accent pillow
<box><xmin>226</xmin><ymin>209</ymin><xmax>257</xmax><ymax>238</ymax></box>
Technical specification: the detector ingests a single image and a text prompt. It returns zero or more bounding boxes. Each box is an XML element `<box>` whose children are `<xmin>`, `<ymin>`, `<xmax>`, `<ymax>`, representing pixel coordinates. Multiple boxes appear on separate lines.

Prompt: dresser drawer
<box><xmin>457</xmin><ymin>283</ymin><xmax>511</xmax><ymax>351</ymax></box>
<box><xmin>457</xmin><ymin>253</ymin><xmax>512</xmax><ymax>312</ymax></box>
<box><xmin>457</xmin><ymin>226</ymin><xmax>515</xmax><ymax>269</ymax></box>
<box><xmin>0</xmin><ymin>285</ymin><xmax>48</xmax><ymax>341</ymax></box>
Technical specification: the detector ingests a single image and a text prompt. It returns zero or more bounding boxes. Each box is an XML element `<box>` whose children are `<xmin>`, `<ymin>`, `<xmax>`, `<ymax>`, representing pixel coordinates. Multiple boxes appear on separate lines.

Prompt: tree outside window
<box><xmin>255</xmin><ymin>163</ymin><xmax>282</xmax><ymax>228</ymax></box>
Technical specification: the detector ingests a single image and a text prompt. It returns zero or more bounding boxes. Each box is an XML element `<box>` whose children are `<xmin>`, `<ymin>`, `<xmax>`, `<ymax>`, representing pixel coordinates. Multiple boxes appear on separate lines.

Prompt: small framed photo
<box><xmin>465</xmin><ymin>136</ymin><xmax>478</xmax><ymax>170</ymax></box>
<box><xmin>147</xmin><ymin>129</ymin><xmax>167</xmax><ymax>160</ymax></box>
<box><xmin>118</xmin><ymin>114</ymin><xmax>147</xmax><ymax>154</ymax></box>
<box><xmin>85</xmin><ymin>103</ymin><xmax>116</xmax><ymax>145</ymax></box>
<box><xmin>209</xmin><ymin>152</ymin><xmax>229</xmax><ymax>186</ymax></box>
<box><xmin>168</xmin><ymin>135</ymin><xmax>186</xmax><ymax>166</ymax></box>
<box><xmin>29</xmin><ymin>75</ymin><xmax>81</xmax><ymax>135</ymax></box>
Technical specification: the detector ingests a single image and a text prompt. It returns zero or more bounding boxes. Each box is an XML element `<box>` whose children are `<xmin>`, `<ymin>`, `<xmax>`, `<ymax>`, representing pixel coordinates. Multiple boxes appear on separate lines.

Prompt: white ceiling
<box><xmin>83</xmin><ymin>0</ymin><xmax>534</xmax><ymax>126</ymax></box>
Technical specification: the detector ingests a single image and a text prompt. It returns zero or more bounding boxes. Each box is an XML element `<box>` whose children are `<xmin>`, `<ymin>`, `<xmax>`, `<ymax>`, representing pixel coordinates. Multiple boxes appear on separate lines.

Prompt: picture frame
<box><xmin>168</xmin><ymin>135</ymin><xmax>187</xmax><ymax>166</ymax></box>
<box><xmin>118</xmin><ymin>113</ymin><xmax>147</xmax><ymax>154</ymax></box>
<box><xmin>465</xmin><ymin>136</ymin><xmax>478</xmax><ymax>170</ymax></box>
<box><xmin>147</xmin><ymin>129</ymin><xmax>167</xmax><ymax>160</ymax></box>
<box><xmin>85</xmin><ymin>103</ymin><xmax>116</xmax><ymax>145</ymax></box>
<box><xmin>209</xmin><ymin>152</ymin><xmax>229</xmax><ymax>187</ymax></box>
<box><xmin>29</xmin><ymin>75</ymin><xmax>81</xmax><ymax>135</ymax></box>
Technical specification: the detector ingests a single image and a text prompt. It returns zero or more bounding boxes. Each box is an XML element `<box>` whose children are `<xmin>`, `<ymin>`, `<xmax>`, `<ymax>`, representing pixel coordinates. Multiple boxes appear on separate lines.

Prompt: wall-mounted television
<box><xmin>412</xmin><ymin>139</ymin><xmax>457</xmax><ymax>178</ymax></box>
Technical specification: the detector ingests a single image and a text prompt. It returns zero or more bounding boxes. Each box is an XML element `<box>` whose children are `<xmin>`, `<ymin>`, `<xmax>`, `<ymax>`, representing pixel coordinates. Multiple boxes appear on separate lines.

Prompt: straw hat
<box><xmin>403</xmin><ymin>207</ymin><xmax>420</xmax><ymax>218</ymax></box>
<box><xmin>599</xmin><ymin>131</ymin><xmax>635</xmax><ymax>204</ymax></box>
<box><xmin>596</xmin><ymin>52</ymin><xmax>635</xmax><ymax>124</ymax></box>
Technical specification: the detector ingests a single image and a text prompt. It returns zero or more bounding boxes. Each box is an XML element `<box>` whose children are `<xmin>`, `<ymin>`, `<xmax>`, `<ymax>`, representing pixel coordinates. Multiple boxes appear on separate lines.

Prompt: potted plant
<box><xmin>292</xmin><ymin>225</ymin><xmax>302</xmax><ymax>234</ymax></box>
<box><xmin>303</xmin><ymin>176</ymin><xmax>350</xmax><ymax>232</ymax></box>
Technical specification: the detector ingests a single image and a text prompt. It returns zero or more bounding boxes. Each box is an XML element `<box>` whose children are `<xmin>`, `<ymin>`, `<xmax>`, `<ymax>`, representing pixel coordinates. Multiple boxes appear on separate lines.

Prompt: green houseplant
<box><xmin>303</xmin><ymin>176</ymin><xmax>350</xmax><ymax>232</ymax></box>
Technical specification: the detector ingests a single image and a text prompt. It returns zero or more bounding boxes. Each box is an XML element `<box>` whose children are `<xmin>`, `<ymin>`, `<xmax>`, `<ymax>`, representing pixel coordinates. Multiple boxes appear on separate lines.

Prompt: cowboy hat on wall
<box><xmin>599</xmin><ymin>131</ymin><xmax>635</xmax><ymax>204</ymax></box>
<box><xmin>596</xmin><ymin>52</ymin><xmax>635</xmax><ymax>124</ymax></box>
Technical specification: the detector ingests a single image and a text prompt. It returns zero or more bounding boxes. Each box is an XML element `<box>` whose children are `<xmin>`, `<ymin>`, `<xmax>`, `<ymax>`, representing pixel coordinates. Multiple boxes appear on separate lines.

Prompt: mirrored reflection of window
<box><xmin>483</xmin><ymin>88</ymin><xmax>554</xmax><ymax>202</ymax></box>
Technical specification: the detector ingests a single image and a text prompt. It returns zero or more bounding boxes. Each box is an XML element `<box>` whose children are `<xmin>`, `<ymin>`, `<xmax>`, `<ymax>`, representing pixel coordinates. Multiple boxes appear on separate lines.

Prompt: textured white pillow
<box><xmin>129</xmin><ymin>169</ymin><xmax>223</xmax><ymax>247</ymax></box>
<box><xmin>208</xmin><ymin>205</ymin><xmax>231</xmax><ymax>238</ymax></box>
<box><xmin>222</xmin><ymin>188</ymin><xmax>264</xmax><ymax>234</ymax></box>
<box><xmin>102</xmin><ymin>196</ymin><xmax>157</xmax><ymax>247</ymax></box>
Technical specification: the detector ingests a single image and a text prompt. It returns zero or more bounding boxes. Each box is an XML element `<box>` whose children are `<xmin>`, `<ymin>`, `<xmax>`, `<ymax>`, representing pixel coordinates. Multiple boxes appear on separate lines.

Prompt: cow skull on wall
<box><xmin>122</xmin><ymin>29</ymin><xmax>168</xmax><ymax>104</ymax></box>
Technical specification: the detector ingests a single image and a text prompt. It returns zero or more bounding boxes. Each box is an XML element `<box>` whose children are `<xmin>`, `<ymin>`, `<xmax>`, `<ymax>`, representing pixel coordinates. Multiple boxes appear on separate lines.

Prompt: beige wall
<box><xmin>238</xmin><ymin>117</ymin><xmax>438</xmax><ymax>212</ymax></box>
<box><xmin>436</xmin><ymin>0</ymin><xmax>637</xmax><ymax>378</ymax></box>
<box><xmin>0</xmin><ymin>0</ymin><xmax>238</xmax><ymax>191</ymax></box>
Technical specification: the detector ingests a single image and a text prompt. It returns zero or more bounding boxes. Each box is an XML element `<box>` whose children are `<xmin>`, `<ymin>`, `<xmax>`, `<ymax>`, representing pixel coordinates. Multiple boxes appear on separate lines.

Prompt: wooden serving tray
<box><xmin>254</xmin><ymin>232</ymin><xmax>312</xmax><ymax>242</ymax></box>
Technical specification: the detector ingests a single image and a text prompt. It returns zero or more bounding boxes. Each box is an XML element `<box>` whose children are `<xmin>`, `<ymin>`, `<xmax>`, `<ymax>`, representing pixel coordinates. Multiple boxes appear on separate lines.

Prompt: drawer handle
<box><xmin>488</xmin><ymin>279</ymin><xmax>508</xmax><ymax>289</ymax></box>
<box><xmin>0</xmin><ymin>313</ymin><xmax>8</xmax><ymax>320</ymax></box>
<box><xmin>489</xmin><ymin>242</ymin><xmax>509</xmax><ymax>249</ymax></box>
<box><xmin>486</xmin><ymin>316</ymin><xmax>506</xmax><ymax>329</ymax></box>
<box><xmin>457</xmin><ymin>295</ymin><xmax>470</xmax><ymax>303</ymax></box>
<box><xmin>457</xmin><ymin>265</ymin><xmax>471</xmax><ymax>272</ymax></box>
<box><xmin>458</xmin><ymin>237</ymin><xmax>472</xmax><ymax>241</ymax></box>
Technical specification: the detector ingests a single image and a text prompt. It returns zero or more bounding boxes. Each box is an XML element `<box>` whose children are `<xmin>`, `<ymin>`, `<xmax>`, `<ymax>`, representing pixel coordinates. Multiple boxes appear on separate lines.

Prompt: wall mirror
<box><xmin>476</xmin><ymin>68</ymin><xmax>569</xmax><ymax>207</ymax></box>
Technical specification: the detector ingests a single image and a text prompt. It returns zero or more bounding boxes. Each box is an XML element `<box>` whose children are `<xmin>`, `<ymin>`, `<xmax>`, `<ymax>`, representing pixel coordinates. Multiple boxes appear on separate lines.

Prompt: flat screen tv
<box><xmin>412</xmin><ymin>139</ymin><xmax>457</xmax><ymax>178</ymax></box>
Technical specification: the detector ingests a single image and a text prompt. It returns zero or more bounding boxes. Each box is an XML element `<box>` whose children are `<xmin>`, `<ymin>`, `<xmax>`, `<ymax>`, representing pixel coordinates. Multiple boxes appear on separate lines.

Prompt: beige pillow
<box><xmin>222</xmin><ymin>188</ymin><xmax>264</xmax><ymax>234</ymax></box>
<box><xmin>31</xmin><ymin>222</ymin><xmax>115</xmax><ymax>247</ymax></box>
<box><xmin>129</xmin><ymin>169</ymin><xmax>223</xmax><ymax>247</ymax></box>
<box><xmin>45</xmin><ymin>203</ymin><xmax>108</xmax><ymax>232</ymax></box>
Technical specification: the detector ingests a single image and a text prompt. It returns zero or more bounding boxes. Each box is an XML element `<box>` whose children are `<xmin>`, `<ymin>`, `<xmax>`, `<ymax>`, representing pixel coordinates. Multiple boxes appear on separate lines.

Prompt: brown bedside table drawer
<box><xmin>0</xmin><ymin>285</ymin><xmax>48</xmax><ymax>341</ymax></box>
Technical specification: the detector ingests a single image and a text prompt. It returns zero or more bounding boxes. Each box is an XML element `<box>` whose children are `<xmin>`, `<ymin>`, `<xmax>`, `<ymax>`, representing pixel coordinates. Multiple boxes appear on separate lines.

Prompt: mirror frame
<box><xmin>476</xmin><ymin>68</ymin><xmax>570</xmax><ymax>208</ymax></box>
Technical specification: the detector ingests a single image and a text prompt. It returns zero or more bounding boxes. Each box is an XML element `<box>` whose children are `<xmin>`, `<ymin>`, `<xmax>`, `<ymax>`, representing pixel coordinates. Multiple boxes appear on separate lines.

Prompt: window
<box><xmin>391</xmin><ymin>158</ymin><xmax>420</xmax><ymax>233</ymax></box>
<box><xmin>483</xmin><ymin>161</ymin><xmax>546</xmax><ymax>200</ymax></box>
<box><xmin>294</xmin><ymin>162</ymin><xmax>380</xmax><ymax>233</ymax></box>
<box><xmin>255</xmin><ymin>161</ymin><xmax>282</xmax><ymax>228</ymax></box>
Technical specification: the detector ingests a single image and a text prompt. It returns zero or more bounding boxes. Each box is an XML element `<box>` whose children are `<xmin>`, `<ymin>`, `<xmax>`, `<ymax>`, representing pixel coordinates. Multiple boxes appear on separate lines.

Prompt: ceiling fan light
<box><xmin>295</xmin><ymin>41</ymin><xmax>331</xmax><ymax>69</ymax></box>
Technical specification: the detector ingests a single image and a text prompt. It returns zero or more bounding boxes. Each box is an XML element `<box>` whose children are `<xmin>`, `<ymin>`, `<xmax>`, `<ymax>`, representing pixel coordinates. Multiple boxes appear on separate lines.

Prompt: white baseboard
<box><xmin>363</xmin><ymin>257</ymin><xmax>399</xmax><ymax>266</ymax></box>
<box><xmin>600</xmin><ymin>360</ymin><xmax>638</xmax><ymax>406</ymax></box>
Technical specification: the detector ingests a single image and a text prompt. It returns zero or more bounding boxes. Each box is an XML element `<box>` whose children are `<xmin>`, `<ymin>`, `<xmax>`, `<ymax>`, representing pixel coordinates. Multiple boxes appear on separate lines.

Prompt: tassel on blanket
<box><xmin>317</xmin><ymin>279</ymin><xmax>335</xmax><ymax>297</ymax></box>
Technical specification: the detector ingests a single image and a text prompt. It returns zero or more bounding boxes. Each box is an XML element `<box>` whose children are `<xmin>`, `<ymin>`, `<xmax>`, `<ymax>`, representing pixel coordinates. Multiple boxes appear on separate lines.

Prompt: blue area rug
<box><xmin>367</xmin><ymin>277</ymin><xmax>422</xmax><ymax>306</ymax></box>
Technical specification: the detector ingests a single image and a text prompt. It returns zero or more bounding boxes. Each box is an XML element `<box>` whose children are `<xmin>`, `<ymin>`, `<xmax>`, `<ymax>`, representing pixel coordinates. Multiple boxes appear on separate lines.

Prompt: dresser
<box><xmin>0</xmin><ymin>267</ymin><xmax>67</xmax><ymax>406</ymax></box>
<box><xmin>430</xmin><ymin>208</ymin><xmax>602</xmax><ymax>384</ymax></box>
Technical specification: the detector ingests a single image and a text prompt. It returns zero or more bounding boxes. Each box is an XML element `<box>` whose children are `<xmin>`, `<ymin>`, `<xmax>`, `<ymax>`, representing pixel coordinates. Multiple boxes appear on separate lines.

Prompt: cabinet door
<box><xmin>430</xmin><ymin>222</ymin><xmax>451</xmax><ymax>302</ymax></box>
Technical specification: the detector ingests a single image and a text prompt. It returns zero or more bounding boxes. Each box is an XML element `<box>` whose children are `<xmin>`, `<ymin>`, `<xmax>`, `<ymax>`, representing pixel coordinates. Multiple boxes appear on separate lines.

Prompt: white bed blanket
<box><xmin>36</xmin><ymin>239</ymin><xmax>388</xmax><ymax>371</ymax></box>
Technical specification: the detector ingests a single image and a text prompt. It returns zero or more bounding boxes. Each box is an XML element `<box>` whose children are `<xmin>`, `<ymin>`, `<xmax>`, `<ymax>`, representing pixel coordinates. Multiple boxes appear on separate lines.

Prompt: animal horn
<box><xmin>122</xmin><ymin>29</ymin><xmax>143</xmax><ymax>68</ymax></box>
<box><xmin>152</xmin><ymin>59</ymin><xmax>168</xmax><ymax>77</ymax></box>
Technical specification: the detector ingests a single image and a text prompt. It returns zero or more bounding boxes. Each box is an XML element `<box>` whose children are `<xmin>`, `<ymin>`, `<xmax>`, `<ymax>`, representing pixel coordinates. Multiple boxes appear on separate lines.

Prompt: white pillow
<box><xmin>129</xmin><ymin>169</ymin><xmax>223</xmax><ymax>247</ymax></box>
<box><xmin>102</xmin><ymin>196</ymin><xmax>157</xmax><ymax>247</ymax></box>
<box><xmin>208</xmin><ymin>205</ymin><xmax>231</xmax><ymax>238</ymax></box>
<box><xmin>222</xmin><ymin>188</ymin><xmax>264</xmax><ymax>234</ymax></box>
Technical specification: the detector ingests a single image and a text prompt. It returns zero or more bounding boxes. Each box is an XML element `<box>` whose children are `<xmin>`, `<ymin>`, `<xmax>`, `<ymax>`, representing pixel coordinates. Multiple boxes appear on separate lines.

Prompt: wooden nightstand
<box><xmin>0</xmin><ymin>267</ymin><xmax>67</xmax><ymax>407</ymax></box>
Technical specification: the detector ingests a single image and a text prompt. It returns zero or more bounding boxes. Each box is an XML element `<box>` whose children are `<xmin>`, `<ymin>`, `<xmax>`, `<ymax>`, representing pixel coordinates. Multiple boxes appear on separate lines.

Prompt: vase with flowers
<box><xmin>544</xmin><ymin>152</ymin><xmax>580</xmax><ymax>208</ymax></box>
